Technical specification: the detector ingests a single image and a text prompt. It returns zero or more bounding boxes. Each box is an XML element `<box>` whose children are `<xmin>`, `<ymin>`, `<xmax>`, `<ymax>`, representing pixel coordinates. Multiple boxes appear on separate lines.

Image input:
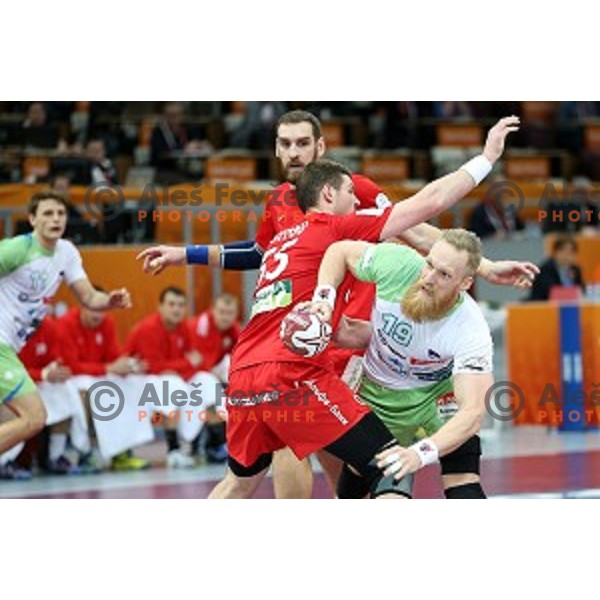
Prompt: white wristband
<box><xmin>460</xmin><ymin>155</ymin><xmax>492</xmax><ymax>186</ymax></box>
<box><xmin>312</xmin><ymin>285</ymin><xmax>337</xmax><ymax>309</ymax></box>
<box><xmin>410</xmin><ymin>438</ymin><xmax>439</xmax><ymax>467</ymax></box>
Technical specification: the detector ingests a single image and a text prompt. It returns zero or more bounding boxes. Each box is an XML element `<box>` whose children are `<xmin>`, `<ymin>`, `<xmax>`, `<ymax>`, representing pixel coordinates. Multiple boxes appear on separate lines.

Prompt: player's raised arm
<box><xmin>379</xmin><ymin>116</ymin><xmax>520</xmax><ymax>240</ymax></box>
<box><xmin>394</xmin><ymin>222</ymin><xmax>539</xmax><ymax>289</ymax></box>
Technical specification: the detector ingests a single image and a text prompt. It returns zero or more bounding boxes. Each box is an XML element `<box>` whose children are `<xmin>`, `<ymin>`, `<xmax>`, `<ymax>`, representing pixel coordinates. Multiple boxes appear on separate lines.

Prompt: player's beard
<box><xmin>401</xmin><ymin>281</ymin><xmax>458</xmax><ymax>323</ymax></box>
<box><xmin>284</xmin><ymin>148</ymin><xmax>320</xmax><ymax>184</ymax></box>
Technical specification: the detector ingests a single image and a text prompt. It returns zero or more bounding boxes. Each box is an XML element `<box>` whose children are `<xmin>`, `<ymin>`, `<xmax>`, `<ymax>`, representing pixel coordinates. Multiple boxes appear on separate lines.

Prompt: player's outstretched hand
<box><xmin>107</xmin><ymin>288</ymin><xmax>132</xmax><ymax>309</ymax></box>
<box><xmin>136</xmin><ymin>245</ymin><xmax>186</xmax><ymax>276</ymax></box>
<box><xmin>483</xmin><ymin>116</ymin><xmax>521</xmax><ymax>164</ymax></box>
<box><xmin>484</xmin><ymin>260</ymin><xmax>540</xmax><ymax>289</ymax></box>
<box><xmin>376</xmin><ymin>445</ymin><xmax>422</xmax><ymax>481</ymax></box>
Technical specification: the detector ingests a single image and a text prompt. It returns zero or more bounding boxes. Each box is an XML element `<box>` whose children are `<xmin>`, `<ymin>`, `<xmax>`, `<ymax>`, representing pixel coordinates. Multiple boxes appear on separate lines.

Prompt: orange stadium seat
<box><xmin>436</xmin><ymin>123</ymin><xmax>483</xmax><ymax>147</ymax></box>
<box><xmin>361</xmin><ymin>156</ymin><xmax>410</xmax><ymax>182</ymax></box>
<box><xmin>205</xmin><ymin>157</ymin><xmax>257</xmax><ymax>182</ymax></box>
<box><xmin>505</xmin><ymin>156</ymin><xmax>551</xmax><ymax>180</ymax></box>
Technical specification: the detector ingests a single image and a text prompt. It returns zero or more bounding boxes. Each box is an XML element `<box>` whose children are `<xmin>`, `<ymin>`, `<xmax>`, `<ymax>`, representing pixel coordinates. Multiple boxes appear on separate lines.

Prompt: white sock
<box><xmin>49</xmin><ymin>433</ymin><xmax>68</xmax><ymax>461</ymax></box>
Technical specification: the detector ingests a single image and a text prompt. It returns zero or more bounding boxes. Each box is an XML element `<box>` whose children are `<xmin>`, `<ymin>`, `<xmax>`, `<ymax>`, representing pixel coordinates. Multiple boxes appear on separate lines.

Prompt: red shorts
<box><xmin>226</xmin><ymin>361</ymin><xmax>371</xmax><ymax>467</ymax></box>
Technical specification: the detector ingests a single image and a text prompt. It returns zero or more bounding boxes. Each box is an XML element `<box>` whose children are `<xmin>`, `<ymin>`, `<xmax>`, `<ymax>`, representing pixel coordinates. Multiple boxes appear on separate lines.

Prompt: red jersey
<box><xmin>188</xmin><ymin>309</ymin><xmax>241</xmax><ymax>371</ymax></box>
<box><xmin>123</xmin><ymin>313</ymin><xmax>195</xmax><ymax>380</ymax></box>
<box><xmin>255</xmin><ymin>174</ymin><xmax>389</xmax><ymax>251</ymax></box>
<box><xmin>18</xmin><ymin>317</ymin><xmax>63</xmax><ymax>381</ymax></box>
<box><xmin>58</xmin><ymin>307</ymin><xmax>121</xmax><ymax>376</ymax></box>
<box><xmin>231</xmin><ymin>207</ymin><xmax>392</xmax><ymax>373</ymax></box>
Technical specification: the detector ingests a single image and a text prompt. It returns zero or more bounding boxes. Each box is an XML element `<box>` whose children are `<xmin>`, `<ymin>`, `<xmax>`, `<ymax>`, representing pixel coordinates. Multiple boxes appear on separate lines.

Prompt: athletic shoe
<box><xmin>0</xmin><ymin>461</ymin><xmax>33</xmax><ymax>480</ymax></box>
<box><xmin>78</xmin><ymin>452</ymin><xmax>103</xmax><ymax>475</ymax></box>
<box><xmin>46</xmin><ymin>455</ymin><xmax>81</xmax><ymax>475</ymax></box>
<box><xmin>111</xmin><ymin>452</ymin><xmax>150</xmax><ymax>471</ymax></box>
<box><xmin>166</xmin><ymin>450</ymin><xmax>195</xmax><ymax>469</ymax></box>
<box><xmin>206</xmin><ymin>444</ymin><xmax>228</xmax><ymax>464</ymax></box>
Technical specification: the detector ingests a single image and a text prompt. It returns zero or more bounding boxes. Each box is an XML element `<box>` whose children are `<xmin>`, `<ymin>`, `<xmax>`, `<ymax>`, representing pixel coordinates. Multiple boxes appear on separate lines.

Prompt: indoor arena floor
<box><xmin>3</xmin><ymin>426</ymin><xmax>600</xmax><ymax>499</ymax></box>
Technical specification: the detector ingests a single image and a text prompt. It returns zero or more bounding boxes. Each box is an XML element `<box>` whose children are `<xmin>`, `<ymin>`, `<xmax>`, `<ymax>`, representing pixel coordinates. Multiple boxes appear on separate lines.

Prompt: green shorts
<box><xmin>0</xmin><ymin>343</ymin><xmax>37</xmax><ymax>405</ymax></box>
<box><xmin>359</xmin><ymin>375</ymin><xmax>455</xmax><ymax>447</ymax></box>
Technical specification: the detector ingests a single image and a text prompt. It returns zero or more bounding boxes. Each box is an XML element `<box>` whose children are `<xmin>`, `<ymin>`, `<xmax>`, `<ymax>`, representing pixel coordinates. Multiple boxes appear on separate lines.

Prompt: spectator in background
<box><xmin>150</xmin><ymin>102</ymin><xmax>212</xmax><ymax>184</ymax></box>
<box><xmin>230</xmin><ymin>101</ymin><xmax>287</xmax><ymax>149</ymax></box>
<box><xmin>432</xmin><ymin>101</ymin><xmax>476</xmax><ymax>119</ymax></box>
<box><xmin>188</xmin><ymin>293</ymin><xmax>241</xmax><ymax>463</ymax></box>
<box><xmin>124</xmin><ymin>287</ymin><xmax>223</xmax><ymax>468</ymax></box>
<box><xmin>188</xmin><ymin>293</ymin><xmax>241</xmax><ymax>382</ymax></box>
<box><xmin>19</xmin><ymin>102</ymin><xmax>61</xmax><ymax>150</ymax></box>
<box><xmin>86</xmin><ymin>138</ymin><xmax>118</xmax><ymax>184</ymax></box>
<box><xmin>468</xmin><ymin>179</ymin><xmax>525</xmax><ymax>240</ymax></box>
<box><xmin>52</xmin><ymin>175</ymin><xmax>101</xmax><ymax>245</ymax></box>
<box><xmin>375</xmin><ymin>101</ymin><xmax>423</xmax><ymax>149</ymax></box>
<box><xmin>528</xmin><ymin>235</ymin><xmax>585</xmax><ymax>301</ymax></box>
<box><xmin>58</xmin><ymin>301</ymin><xmax>151</xmax><ymax>471</ymax></box>
<box><xmin>558</xmin><ymin>102</ymin><xmax>600</xmax><ymax>153</ymax></box>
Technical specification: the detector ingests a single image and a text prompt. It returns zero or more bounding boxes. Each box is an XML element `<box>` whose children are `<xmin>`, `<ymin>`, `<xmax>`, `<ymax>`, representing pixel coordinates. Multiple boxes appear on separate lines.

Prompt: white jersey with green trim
<box><xmin>0</xmin><ymin>233</ymin><xmax>86</xmax><ymax>351</ymax></box>
<box><xmin>354</xmin><ymin>243</ymin><xmax>493</xmax><ymax>391</ymax></box>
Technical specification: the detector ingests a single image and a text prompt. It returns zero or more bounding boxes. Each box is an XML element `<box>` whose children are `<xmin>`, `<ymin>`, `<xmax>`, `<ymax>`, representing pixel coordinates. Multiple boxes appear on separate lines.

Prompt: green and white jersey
<box><xmin>354</xmin><ymin>243</ymin><xmax>493</xmax><ymax>391</ymax></box>
<box><xmin>0</xmin><ymin>233</ymin><xmax>86</xmax><ymax>352</ymax></box>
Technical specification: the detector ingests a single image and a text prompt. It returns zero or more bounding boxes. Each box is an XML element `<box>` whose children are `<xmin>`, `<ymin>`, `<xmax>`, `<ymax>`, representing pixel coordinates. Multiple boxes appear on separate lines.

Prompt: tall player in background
<box><xmin>0</xmin><ymin>191</ymin><xmax>131</xmax><ymax>454</ymax></box>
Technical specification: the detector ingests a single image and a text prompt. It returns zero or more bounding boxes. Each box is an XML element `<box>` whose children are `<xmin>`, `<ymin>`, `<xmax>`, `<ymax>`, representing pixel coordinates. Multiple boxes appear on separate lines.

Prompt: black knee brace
<box><xmin>444</xmin><ymin>482</ymin><xmax>487</xmax><ymax>499</ymax></box>
<box><xmin>326</xmin><ymin>412</ymin><xmax>412</xmax><ymax>499</ymax></box>
<box><xmin>228</xmin><ymin>452</ymin><xmax>273</xmax><ymax>477</ymax></box>
<box><xmin>440</xmin><ymin>435</ymin><xmax>481</xmax><ymax>475</ymax></box>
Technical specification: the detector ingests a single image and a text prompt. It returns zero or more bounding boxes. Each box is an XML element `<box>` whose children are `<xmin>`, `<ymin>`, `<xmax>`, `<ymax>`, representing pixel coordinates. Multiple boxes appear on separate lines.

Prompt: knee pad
<box><xmin>337</xmin><ymin>463</ymin><xmax>371</xmax><ymax>499</ymax></box>
<box><xmin>326</xmin><ymin>412</ymin><xmax>412</xmax><ymax>499</ymax></box>
<box><xmin>228</xmin><ymin>452</ymin><xmax>272</xmax><ymax>477</ymax></box>
<box><xmin>445</xmin><ymin>482</ymin><xmax>486</xmax><ymax>499</ymax></box>
<box><xmin>440</xmin><ymin>435</ymin><xmax>481</xmax><ymax>475</ymax></box>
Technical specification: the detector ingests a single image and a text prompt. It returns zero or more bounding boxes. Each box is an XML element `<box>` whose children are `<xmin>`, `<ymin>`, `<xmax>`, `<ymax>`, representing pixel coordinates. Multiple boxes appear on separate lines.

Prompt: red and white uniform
<box><xmin>124</xmin><ymin>313</ymin><xmax>195</xmax><ymax>380</ymax></box>
<box><xmin>188</xmin><ymin>309</ymin><xmax>241</xmax><ymax>372</ymax></box>
<box><xmin>255</xmin><ymin>175</ymin><xmax>391</xmax><ymax>376</ymax></box>
<box><xmin>228</xmin><ymin>207</ymin><xmax>392</xmax><ymax>467</ymax></box>
<box><xmin>58</xmin><ymin>308</ymin><xmax>121</xmax><ymax>376</ymax></box>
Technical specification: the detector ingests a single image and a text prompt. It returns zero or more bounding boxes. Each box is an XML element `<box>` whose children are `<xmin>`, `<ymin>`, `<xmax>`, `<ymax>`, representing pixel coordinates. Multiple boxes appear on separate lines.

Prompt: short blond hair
<box><xmin>440</xmin><ymin>229</ymin><xmax>482</xmax><ymax>276</ymax></box>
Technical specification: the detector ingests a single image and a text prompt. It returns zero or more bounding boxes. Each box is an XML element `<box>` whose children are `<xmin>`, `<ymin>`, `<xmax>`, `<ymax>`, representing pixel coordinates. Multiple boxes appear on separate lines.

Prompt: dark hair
<box><xmin>213</xmin><ymin>292</ymin><xmax>238</xmax><ymax>307</ymax></box>
<box><xmin>28</xmin><ymin>190</ymin><xmax>69</xmax><ymax>216</ymax></box>
<box><xmin>295</xmin><ymin>159</ymin><xmax>352</xmax><ymax>213</ymax></box>
<box><xmin>276</xmin><ymin>110</ymin><xmax>322</xmax><ymax>140</ymax></box>
<box><xmin>552</xmin><ymin>234</ymin><xmax>577</xmax><ymax>254</ymax></box>
<box><xmin>160</xmin><ymin>286</ymin><xmax>186</xmax><ymax>303</ymax></box>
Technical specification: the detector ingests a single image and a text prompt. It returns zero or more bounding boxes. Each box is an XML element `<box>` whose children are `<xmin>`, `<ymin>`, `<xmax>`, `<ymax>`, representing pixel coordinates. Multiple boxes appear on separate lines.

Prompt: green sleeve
<box><xmin>354</xmin><ymin>243</ymin><xmax>425</xmax><ymax>301</ymax></box>
<box><xmin>0</xmin><ymin>236</ymin><xmax>30</xmax><ymax>276</ymax></box>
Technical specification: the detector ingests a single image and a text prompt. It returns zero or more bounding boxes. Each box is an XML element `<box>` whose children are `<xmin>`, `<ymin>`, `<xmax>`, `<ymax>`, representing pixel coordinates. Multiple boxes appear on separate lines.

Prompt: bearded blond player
<box><xmin>311</xmin><ymin>229</ymin><xmax>537</xmax><ymax>498</ymax></box>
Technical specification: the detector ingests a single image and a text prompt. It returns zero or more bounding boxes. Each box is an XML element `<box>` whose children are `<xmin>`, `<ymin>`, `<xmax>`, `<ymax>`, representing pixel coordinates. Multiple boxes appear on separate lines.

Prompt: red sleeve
<box><xmin>332</xmin><ymin>206</ymin><xmax>393</xmax><ymax>242</ymax></box>
<box><xmin>352</xmin><ymin>174</ymin><xmax>390</xmax><ymax>210</ymax></box>
<box><xmin>255</xmin><ymin>199</ymin><xmax>277</xmax><ymax>251</ymax></box>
